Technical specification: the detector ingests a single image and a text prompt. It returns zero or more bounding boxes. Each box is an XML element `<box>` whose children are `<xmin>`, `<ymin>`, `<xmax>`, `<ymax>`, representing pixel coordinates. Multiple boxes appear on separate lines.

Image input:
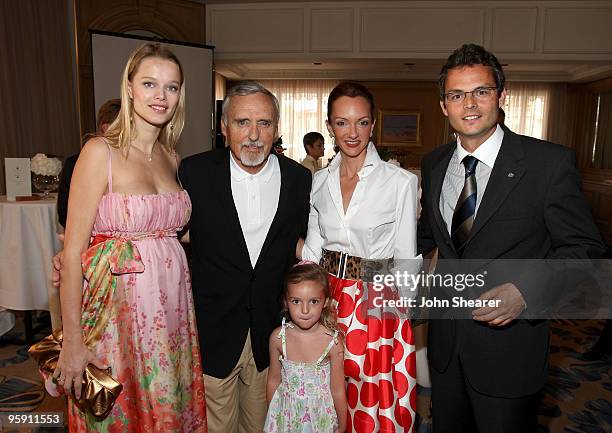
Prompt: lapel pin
<box><xmin>507</xmin><ymin>172</ymin><xmax>515</xmax><ymax>178</ymax></box>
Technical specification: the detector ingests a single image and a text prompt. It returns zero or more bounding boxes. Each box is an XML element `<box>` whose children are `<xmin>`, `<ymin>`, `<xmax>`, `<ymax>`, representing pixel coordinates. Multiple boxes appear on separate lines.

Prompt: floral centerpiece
<box><xmin>31</xmin><ymin>153</ymin><xmax>62</xmax><ymax>199</ymax></box>
<box><xmin>377</xmin><ymin>147</ymin><xmax>401</xmax><ymax>167</ymax></box>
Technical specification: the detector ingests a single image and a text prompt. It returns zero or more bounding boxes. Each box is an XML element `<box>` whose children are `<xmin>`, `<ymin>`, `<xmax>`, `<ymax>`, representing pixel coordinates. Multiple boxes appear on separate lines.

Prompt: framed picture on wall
<box><xmin>443</xmin><ymin>117</ymin><xmax>456</xmax><ymax>144</ymax></box>
<box><xmin>377</xmin><ymin>110</ymin><xmax>421</xmax><ymax>146</ymax></box>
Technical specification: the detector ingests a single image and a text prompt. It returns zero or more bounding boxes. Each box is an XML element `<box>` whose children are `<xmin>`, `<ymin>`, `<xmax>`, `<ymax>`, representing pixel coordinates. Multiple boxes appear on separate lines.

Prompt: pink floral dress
<box><xmin>67</xmin><ymin>151</ymin><xmax>206</xmax><ymax>432</ymax></box>
<box><xmin>263</xmin><ymin>319</ymin><xmax>339</xmax><ymax>433</ymax></box>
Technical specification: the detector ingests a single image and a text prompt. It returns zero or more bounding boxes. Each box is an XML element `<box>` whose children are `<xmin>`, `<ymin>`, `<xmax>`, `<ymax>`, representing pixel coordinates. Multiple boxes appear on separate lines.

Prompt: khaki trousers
<box><xmin>204</xmin><ymin>331</ymin><xmax>268</xmax><ymax>433</ymax></box>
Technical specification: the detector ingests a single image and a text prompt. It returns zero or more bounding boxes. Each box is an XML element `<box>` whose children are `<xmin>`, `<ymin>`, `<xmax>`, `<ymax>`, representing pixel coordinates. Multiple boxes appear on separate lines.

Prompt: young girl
<box><xmin>264</xmin><ymin>262</ymin><xmax>347</xmax><ymax>433</ymax></box>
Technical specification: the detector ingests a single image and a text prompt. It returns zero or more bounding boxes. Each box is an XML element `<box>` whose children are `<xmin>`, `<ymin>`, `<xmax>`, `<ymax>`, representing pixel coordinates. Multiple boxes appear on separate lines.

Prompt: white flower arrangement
<box><xmin>387</xmin><ymin>158</ymin><xmax>401</xmax><ymax>167</ymax></box>
<box><xmin>31</xmin><ymin>153</ymin><xmax>62</xmax><ymax>176</ymax></box>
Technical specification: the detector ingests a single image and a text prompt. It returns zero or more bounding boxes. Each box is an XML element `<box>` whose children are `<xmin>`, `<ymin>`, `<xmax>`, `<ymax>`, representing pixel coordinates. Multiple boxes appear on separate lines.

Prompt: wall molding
<box><xmin>207</xmin><ymin>1</ymin><xmax>612</xmax><ymax>81</ymax></box>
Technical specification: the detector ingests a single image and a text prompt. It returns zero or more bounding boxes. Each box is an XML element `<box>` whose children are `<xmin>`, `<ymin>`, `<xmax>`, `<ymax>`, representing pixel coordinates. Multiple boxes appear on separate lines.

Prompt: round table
<box><xmin>0</xmin><ymin>195</ymin><xmax>62</xmax><ymax>332</ymax></box>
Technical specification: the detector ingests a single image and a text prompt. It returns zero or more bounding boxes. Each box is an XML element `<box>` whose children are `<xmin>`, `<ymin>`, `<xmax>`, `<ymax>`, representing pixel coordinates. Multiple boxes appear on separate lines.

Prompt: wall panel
<box><xmin>310</xmin><ymin>8</ymin><xmax>354</xmax><ymax>53</ymax></box>
<box><xmin>491</xmin><ymin>7</ymin><xmax>538</xmax><ymax>53</ymax></box>
<box><xmin>543</xmin><ymin>7</ymin><xmax>612</xmax><ymax>54</ymax></box>
<box><xmin>209</xmin><ymin>8</ymin><xmax>303</xmax><ymax>53</ymax></box>
<box><xmin>360</xmin><ymin>7</ymin><xmax>486</xmax><ymax>53</ymax></box>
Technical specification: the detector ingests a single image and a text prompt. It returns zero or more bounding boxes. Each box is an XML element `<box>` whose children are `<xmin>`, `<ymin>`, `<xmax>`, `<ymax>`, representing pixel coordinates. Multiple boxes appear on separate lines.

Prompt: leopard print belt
<box><xmin>320</xmin><ymin>249</ymin><xmax>393</xmax><ymax>282</ymax></box>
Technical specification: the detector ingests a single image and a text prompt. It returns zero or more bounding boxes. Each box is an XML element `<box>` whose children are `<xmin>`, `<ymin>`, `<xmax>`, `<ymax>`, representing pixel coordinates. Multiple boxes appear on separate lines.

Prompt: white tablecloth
<box><xmin>0</xmin><ymin>195</ymin><xmax>62</xmax><ymax>330</ymax></box>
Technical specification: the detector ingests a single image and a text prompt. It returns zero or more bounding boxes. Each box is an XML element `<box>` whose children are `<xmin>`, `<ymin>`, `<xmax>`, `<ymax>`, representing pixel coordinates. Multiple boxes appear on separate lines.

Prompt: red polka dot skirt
<box><xmin>329</xmin><ymin>274</ymin><xmax>417</xmax><ymax>433</ymax></box>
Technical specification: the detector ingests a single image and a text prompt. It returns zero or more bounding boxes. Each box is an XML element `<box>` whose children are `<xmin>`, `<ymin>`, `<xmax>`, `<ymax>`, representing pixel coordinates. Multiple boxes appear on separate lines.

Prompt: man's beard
<box><xmin>239</xmin><ymin>141</ymin><xmax>267</xmax><ymax>167</ymax></box>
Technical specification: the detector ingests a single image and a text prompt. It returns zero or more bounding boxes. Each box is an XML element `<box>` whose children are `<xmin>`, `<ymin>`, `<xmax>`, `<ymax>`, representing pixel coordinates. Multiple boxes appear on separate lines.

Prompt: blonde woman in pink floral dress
<box><xmin>54</xmin><ymin>43</ymin><xmax>206</xmax><ymax>432</ymax></box>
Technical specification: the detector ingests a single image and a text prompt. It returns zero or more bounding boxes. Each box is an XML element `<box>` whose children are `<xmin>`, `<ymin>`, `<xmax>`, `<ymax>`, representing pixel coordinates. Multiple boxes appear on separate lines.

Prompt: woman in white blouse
<box><xmin>301</xmin><ymin>82</ymin><xmax>420</xmax><ymax>433</ymax></box>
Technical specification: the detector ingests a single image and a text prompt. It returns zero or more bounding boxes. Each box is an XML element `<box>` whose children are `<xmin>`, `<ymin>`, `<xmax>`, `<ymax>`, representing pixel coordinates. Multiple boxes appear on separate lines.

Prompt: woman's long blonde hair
<box><xmin>102</xmin><ymin>43</ymin><xmax>186</xmax><ymax>156</ymax></box>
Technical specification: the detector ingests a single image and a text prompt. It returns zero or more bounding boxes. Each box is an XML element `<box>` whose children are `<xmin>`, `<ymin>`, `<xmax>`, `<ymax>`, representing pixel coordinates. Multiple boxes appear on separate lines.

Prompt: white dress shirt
<box><xmin>440</xmin><ymin>125</ymin><xmax>504</xmax><ymax>233</ymax></box>
<box><xmin>230</xmin><ymin>152</ymin><xmax>281</xmax><ymax>267</ymax></box>
<box><xmin>303</xmin><ymin>142</ymin><xmax>419</xmax><ymax>262</ymax></box>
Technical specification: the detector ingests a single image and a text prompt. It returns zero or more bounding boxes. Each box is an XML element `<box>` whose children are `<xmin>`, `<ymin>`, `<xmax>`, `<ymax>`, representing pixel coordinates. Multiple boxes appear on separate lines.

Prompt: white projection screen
<box><xmin>91</xmin><ymin>31</ymin><xmax>214</xmax><ymax>157</ymax></box>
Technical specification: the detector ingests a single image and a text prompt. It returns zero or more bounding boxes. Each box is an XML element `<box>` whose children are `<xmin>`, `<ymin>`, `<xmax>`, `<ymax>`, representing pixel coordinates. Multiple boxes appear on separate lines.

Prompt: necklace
<box><xmin>133</xmin><ymin>143</ymin><xmax>156</xmax><ymax>162</ymax></box>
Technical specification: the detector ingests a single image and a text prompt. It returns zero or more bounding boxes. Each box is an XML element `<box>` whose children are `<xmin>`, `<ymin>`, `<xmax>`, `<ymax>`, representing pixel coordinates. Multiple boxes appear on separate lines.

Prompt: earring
<box><xmin>169</xmin><ymin>122</ymin><xmax>174</xmax><ymax>131</ymax></box>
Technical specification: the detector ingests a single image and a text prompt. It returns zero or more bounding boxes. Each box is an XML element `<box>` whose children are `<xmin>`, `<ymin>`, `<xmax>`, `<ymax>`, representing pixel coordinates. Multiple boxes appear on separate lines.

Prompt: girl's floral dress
<box><xmin>263</xmin><ymin>319</ymin><xmax>339</xmax><ymax>433</ymax></box>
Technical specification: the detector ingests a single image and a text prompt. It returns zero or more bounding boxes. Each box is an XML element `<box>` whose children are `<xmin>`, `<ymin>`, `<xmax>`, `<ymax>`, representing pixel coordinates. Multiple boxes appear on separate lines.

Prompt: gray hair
<box><xmin>221</xmin><ymin>81</ymin><xmax>280</xmax><ymax>126</ymax></box>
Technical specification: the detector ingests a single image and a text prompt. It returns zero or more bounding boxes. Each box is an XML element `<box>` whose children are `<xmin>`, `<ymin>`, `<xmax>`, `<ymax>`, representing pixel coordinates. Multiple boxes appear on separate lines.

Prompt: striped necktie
<box><xmin>451</xmin><ymin>155</ymin><xmax>479</xmax><ymax>255</ymax></box>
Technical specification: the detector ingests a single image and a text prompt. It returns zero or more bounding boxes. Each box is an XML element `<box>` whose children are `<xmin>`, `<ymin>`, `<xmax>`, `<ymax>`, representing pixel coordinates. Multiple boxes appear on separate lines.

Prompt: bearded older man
<box><xmin>179</xmin><ymin>82</ymin><xmax>311</xmax><ymax>433</ymax></box>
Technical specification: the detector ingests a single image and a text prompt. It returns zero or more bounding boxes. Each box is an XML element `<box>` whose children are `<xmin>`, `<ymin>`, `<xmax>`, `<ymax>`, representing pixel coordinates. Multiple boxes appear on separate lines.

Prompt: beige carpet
<box><xmin>538</xmin><ymin>319</ymin><xmax>611</xmax><ymax>433</ymax></box>
<box><xmin>0</xmin><ymin>316</ymin><xmax>609</xmax><ymax>432</ymax></box>
<box><xmin>0</xmin><ymin>312</ymin><xmax>66</xmax><ymax>433</ymax></box>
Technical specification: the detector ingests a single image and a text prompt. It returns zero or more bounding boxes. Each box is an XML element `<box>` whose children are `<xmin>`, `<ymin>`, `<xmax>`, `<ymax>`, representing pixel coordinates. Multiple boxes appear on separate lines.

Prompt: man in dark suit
<box><xmin>417</xmin><ymin>44</ymin><xmax>605</xmax><ymax>433</ymax></box>
<box><xmin>179</xmin><ymin>82</ymin><xmax>311</xmax><ymax>433</ymax></box>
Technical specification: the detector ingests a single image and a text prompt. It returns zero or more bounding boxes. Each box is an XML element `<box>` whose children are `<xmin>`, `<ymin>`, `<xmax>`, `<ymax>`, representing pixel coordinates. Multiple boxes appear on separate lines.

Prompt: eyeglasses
<box><xmin>443</xmin><ymin>86</ymin><xmax>499</xmax><ymax>103</ymax></box>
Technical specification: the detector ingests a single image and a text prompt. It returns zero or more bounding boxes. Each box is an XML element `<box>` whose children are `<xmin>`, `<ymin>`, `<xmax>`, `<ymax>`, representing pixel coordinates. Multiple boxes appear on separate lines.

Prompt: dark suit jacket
<box><xmin>417</xmin><ymin>126</ymin><xmax>605</xmax><ymax>397</ymax></box>
<box><xmin>179</xmin><ymin>148</ymin><xmax>311</xmax><ymax>378</ymax></box>
<box><xmin>57</xmin><ymin>153</ymin><xmax>79</xmax><ymax>228</ymax></box>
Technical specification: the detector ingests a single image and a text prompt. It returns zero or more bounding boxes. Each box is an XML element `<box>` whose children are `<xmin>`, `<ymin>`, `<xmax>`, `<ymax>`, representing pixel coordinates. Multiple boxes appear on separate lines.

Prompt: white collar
<box><xmin>328</xmin><ymin>142</ymin><xmax>381</xmax><ymax>178</ymax></box>
<box><xmin>230</xmin><ymin>151</ymin><xmax>277</xmax><ymax>183</ymax></box>
<box><xmin>456</xmin><ymin>124</ymin><xmax>504</xmax><ymax>168</ymax></box>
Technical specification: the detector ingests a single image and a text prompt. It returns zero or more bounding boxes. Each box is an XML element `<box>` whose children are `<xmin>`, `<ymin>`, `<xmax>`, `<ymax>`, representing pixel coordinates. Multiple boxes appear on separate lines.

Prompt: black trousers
<box><xmin>430</xmin><ymin>350</ymin><xmax>540</xmax><ymax>433</ymax></box>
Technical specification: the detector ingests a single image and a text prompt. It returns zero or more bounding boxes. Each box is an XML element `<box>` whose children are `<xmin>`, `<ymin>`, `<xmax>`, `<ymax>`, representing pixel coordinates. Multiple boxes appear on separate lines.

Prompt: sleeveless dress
<box><xmin>263</xmin><ymin>319</ymin><xmax>339</xmax><ymax>433</ymax></box>
<box><xmin>67</xmin><ymin>149</ymin><xmax>207</xmax><ymax>432</ymax></box>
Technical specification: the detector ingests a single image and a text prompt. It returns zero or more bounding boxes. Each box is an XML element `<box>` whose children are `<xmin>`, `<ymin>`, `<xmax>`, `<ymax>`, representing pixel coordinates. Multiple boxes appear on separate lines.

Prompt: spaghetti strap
<box><xmin>316</xmin><ymin>329</ymin><xmax>338</xmax><ymax>365</ymax></box>
<box><xmin>106</xmin><ymin>143</ymin><xmax>113</xmax><ymax>193</ymax></box>
<box><xmin>278</xmin><ymin>318</ymin><xmax>288</xmax><ymax>359</ymax></box>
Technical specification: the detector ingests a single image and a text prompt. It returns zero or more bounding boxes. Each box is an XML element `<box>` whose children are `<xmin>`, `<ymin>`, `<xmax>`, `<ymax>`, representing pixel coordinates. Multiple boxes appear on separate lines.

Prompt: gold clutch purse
<box><xmin>28</xmin><ymin>330</ymin><xmax>123</xmax><ymax>420</ymax></box>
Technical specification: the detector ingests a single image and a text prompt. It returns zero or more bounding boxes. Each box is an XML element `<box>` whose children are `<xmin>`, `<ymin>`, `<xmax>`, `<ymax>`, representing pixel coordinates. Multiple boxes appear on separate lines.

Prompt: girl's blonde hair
<box><xmin>101</xmin><ymin>43</ymin><xmax>185</xmax><ymax>156</ymax></box>
<box><xmin>283</xmin><ymin>262</ymin><xmax>339</xmax><ymax>334</ymax></box>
